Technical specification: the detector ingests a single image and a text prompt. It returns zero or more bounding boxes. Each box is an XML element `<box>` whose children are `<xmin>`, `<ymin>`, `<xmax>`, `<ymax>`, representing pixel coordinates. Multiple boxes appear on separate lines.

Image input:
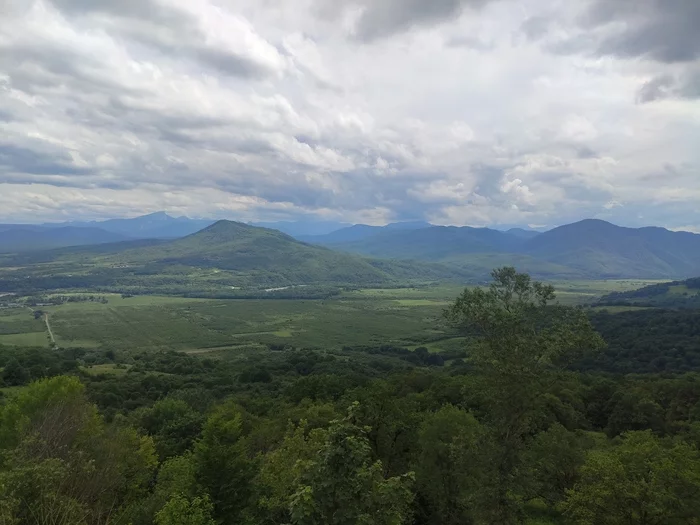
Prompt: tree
<box><xmin>350</xmin><ymin>381</ymin><xmax>423</xmax><ymax>477</ymax></box>
<box><xmin>414</xmin><ymin>405</ymin><xmax>485</xmax><ymax>525</ymax></box>
<box><xmin>1</xmin><ymin>358</ymin><xmax>28</xmax><ymax>387</ymax></box>
<box><xmin>605</xmin><ymin>391</ymin><xmax>665</xmax><ymax>437</ymax></box>
<box><xmin>290</xmin><ymin>402</ymin><xmax>415</xmax><ymax>525</ymax></box>
<box><xmin>445</xmin><ymin>267</ymin><xmax>604</xmax><ymax>523</ymax></box>
<box><xmin>254</xmin><ymin>422</ymin><xmax>326</xmax><ymax>524</ymax></box>
<box><xmin>520</xmin><ymin>424</ymin><xmax>592</xmax><ymax>507</ymax></box>
<box><xmin>134</xmin><ymin>398</ymin><xmax>204</xmax><ymax>460</ymax></box>
<box><xmin>0</xmin><ymin>376</ymin><xmax>157</xmax><ymax>524</ymax></box>
<box><xmin>155</xmin><ymin>494</ymin><xmax>216</xmax><ymax>525</ymax></box>
<box><xmin>193</xmin><ymin>401</ymin><xmax>258</xmax><ymax>523</ymax></box>
<box><xmin>562</xmin><ymin>431</ymin><xmax>700</xmax><ymax>524</ymax></box>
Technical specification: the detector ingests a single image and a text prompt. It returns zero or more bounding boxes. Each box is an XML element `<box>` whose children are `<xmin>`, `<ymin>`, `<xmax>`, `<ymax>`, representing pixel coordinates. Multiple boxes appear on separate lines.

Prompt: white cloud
<box><xmin>0</xmin><ymin>0</ymin><xmax>698</xmax><ymax>230</ymax></box>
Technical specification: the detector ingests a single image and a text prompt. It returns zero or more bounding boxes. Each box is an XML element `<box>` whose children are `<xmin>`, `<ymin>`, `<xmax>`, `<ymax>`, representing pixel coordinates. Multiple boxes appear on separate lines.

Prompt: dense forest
<box><xmin>2</xmin><ymin>269</ymin><xmax>700</xmax><ymax>524</ymax></box>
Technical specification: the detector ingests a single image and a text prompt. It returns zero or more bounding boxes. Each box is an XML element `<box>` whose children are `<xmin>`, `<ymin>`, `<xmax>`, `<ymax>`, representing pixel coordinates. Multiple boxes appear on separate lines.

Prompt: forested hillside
<box><xmin>599</xmin><ymin>276</ymin><xmax>700</xmax><ymax>308</ymax></box>
<box><xmin>0</xmin><ymin>221</ymin><xmax>472</xmax><ymax>296</ymax></box>
<box><xmin>3</xmin><ymin>269</ymin><xmax>700</xmax><ymax>524</ymax></box>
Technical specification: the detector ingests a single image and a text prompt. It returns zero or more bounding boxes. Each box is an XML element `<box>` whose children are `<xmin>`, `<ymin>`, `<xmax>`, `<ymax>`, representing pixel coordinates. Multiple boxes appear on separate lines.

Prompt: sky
<box><xmin>1</xmin><ymin>0</ymin><xmax>699</xmax><ymax>230</ymax></box>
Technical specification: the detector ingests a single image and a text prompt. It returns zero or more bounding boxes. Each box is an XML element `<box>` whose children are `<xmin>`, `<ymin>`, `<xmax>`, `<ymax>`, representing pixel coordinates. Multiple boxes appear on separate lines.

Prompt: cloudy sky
<box><xmin>1</xmin><ymin>0</ymin><xmax>698</xmax><ymax>229</ymax></box>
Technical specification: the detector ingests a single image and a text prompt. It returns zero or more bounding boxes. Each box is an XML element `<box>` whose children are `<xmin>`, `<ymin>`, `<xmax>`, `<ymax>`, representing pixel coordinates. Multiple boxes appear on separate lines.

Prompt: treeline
<box><xmin>2</xmin><ymin>268</ymin><xmax>700</xmax><ymax>524</ymax></box>
<box><xmin>586</xmin><ymin>309</ymin><xmax>700</xmax><ymax>373</ymax></box>
<box><xmin>600</xmin><ymin>277</ymin><xmax>700</xmax><ymax>308</ymax></box>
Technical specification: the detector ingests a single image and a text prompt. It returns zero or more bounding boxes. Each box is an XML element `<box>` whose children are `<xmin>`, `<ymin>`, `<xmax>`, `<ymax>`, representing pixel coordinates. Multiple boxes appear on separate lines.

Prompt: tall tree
<box><xmin>445</xmin><ymin>267</ymin><xmax>604</xmax><ymax>523</ymax></box>
<box><xmin>193</xmin><ymin>401</ymin><xmax>257</xmax><ymax>524</ymax></box>
<box><xmin>414</xmin><ymin>405</ymin><xmax>485</xmax><ymax>525</ymax></box>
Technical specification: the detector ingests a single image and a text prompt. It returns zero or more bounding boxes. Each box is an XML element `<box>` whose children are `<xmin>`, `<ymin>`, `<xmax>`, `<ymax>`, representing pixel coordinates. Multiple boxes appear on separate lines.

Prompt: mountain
<box><xmin>522</xmin><ymin>219</ymin><xmax>700</xmax><ymax>278</ymax></box>
<box><xmin>317</xmin><ymin>226</ymin><xmax>523</xmax><ymax>260</ymax></box>
<box><xmin>252</xmin><ymin>220</ymin><xmax>351</xmax><ymax>237</ymax></box>
<box><xmin>302</xmin><ymin>219</ymin><xmax>700</xmax><ymax>279</ymax></box>
<box><xmin>598</xmin><ymin>277</ymin><xmax>700</xmax><ymax>309</ymax></box>
<box><xmin>43</xmin><ymin>212</ymin><xmax>215</xmax><ymax>239</ymax></box>
<box><xmin>506</xmin><ymin>228</ymin><xmax>541</xmax><ymax>240</ymax></box>
<box><xmin>0</xmin><ymin>226</ymin><xmax>130</xmax><ymax>253</ymax></box>
<box><xmin>299</xmin><ymin>221</ymin><xmax>433</xmax><ymax>244</ymax></box>
<box><xmin>0</xmin><ymin>220</ymin><xmax>474</xmax><ymax>296</ymax></box>
<box><xmin>106</xmin><ymin>220</ymin><xmax>472</xmax><ymax>287</ymax></box>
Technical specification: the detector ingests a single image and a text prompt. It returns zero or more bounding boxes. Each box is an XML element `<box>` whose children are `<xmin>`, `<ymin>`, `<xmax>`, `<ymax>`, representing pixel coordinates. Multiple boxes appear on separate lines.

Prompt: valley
<box><xmin>0</xmin><ymin>280</ymin><xmax>663</xmax><ymax>355</ymax></box>
<box><xmin>2</xmin><ymin>214</ymin><xmax>700</xmax><ymax>525</ymax></box>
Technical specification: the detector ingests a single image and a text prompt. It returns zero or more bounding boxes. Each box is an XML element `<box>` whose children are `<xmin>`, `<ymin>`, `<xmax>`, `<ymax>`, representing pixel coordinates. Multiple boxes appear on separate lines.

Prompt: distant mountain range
<box><xmin>42</xmin><ymin>211</ymin><xmax>216</xmax><ymax>240</ymax></box>
<box><xmin>298</xmin><ymin>221</ymin><xmax>433</xmax><ymax>244</ymax></box>
<box><xmin>1</xmin><ymin>213</ymin><xmax>699</xmax><ymax>281</ymax></box>
<box><xmin>0</xmin><ymin>226</ymin><xmax>131</xmax><ymax>253</ymax></box>
<box><xmin>301</xmin><ymin>219</ymin><xmax>700</xmax><ymax>280</ymax></box>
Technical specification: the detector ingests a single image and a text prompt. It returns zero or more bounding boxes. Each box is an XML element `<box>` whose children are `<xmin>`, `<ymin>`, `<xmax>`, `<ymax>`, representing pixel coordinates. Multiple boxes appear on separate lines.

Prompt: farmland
<box><xmin>0</xmin><ymin>280</ymin><xmax>661</xmax><ymax>354</ymax></box>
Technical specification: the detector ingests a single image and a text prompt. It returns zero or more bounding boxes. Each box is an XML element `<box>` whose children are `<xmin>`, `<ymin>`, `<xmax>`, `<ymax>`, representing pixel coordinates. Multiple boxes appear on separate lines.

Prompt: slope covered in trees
<box><xmin>0</xmin><ymin>221</ymin><xmax>473</xmax><ymax>295</ymax></box>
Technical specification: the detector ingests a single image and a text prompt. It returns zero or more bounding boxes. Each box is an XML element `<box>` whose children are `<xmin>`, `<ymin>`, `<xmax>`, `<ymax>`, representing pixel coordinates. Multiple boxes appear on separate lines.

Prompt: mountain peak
<box><xmin>190</xmin><ymin>220</ymin><xmax>275</xmax><ymax>242</ymax></box>
<box><xmin>141</xmin><ymin>211</ymin><xmax>174</xmax><ymax>221</ymax></box>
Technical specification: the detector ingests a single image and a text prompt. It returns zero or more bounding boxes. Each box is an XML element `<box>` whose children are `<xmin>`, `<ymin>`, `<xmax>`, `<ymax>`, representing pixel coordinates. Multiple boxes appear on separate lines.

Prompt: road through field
<box><xmin>44</xmin><ymin>313</ymin><xmax>57</xmax><ymax>347</ymax></box>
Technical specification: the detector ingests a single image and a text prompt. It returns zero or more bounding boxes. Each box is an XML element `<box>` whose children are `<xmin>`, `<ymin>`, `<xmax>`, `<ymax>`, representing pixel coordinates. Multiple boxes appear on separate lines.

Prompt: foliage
<box><xmin>3</xmin><ymin>268</ymin><xmax>700</xmax><ymax>524</ymax></box>
<box><xmin>562</xmin><ymin>431</ymin><xmax>700</xmax><ymax>524</ymax></box>
<box><xmin>289</xmin><ymin>403</ymin><xmax>415</xmax><ymax>525</ymax></box>
<box><xmin>445</xmin><ymin>267</ymin><xmax>604</xmax><ymax>522</ymax></box>
<box><xmin>0</xmin><ymin>376</ymin><xmax>157</xmax><ymax>524</ymax></box>
<box><xmin>414</xmin><ymin>405</ymin><xmax>485</xmax><ymax>524</ymax></box>
<box><xmin>155</xmin><ymin>494</ymin><xmax>216</xmax><ymax>525</ymax></box>
<box><xmin>193</xmin><ymin>401</ymin><xmax>258</xmax><ymax>524</ymax></box>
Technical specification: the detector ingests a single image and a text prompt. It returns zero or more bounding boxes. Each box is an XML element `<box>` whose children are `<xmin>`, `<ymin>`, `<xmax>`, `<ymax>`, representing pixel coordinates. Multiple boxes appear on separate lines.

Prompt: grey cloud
<box><xmin>583</xmin><ymin>0</ymin><xmax>700</xmax><ymax>63</ymax></box>
<box><xmin>445</xmin><ymin>35</ymin><xmax>494</xmax><ymax>51</ymax></box>
<box><xmin>194</xmin><ymin>48</ymin><xmax>275</xmax><ymax>78</ymax></box>
<box><xmin>318</xmin><ymin>0</ymin><xmax>492</xmax><ymax>41</ymax></box>
<box><xmin>637</xmin><ymin>74</ymin><xmax>676</xmax><ymax>103</ymax></box>
<box><xmin>45</xmin><ymin>0</ymin><xmax>280</xmax><ymax>79</ymax></box>
<box><xmin>48</xmin><ymin>0</ymin><xmax>176</xmax><ymax>18</ymax></box>
<box><xmin>520</xmin><ymin>16</ymin><xmax>550</xmax><ymax>41</ymax></box>
<box><xmin>637</xmin><ymin>69</ymin><xmax>700</xmax><ymax>102</ymax></box>
<box><xmin>471</xmin><ymin>164</ymin><xmax>506</xmax><ymax>200</ymax></box>
<box><xmin>0</xmin><ymin>144</ymin><xmax>91</xmax><ymax>177</ymax></box>
<box><xmin>1</xmin><ymin>44</ymin><xmax>133</xmax><ymax>97</ymax></box>
<box><xmin>575</xmin><ymin>146</ymin><xmax>598</xmax><ymax>159</ymax></box>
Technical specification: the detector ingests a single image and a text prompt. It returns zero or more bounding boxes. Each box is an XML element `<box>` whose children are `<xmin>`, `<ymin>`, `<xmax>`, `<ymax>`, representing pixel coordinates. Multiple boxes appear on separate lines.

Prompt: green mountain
<box><xmin>0</xmin><ymin>221</ymin><xmax>473</xmax><ymax>295</ymax></box>
<box><xmin>523</xmin><ymin>220</ymin><xmax>700</xmax><ymax>278</ymax></box>
<box><xmin>303</xmin><ymin>219</ymin><xmax>700</xmax><ymax>280</ymax></box>
<box><xmin>111</xmin><ymin>220</ymin><xmax>419</xmax><ymax>286</ymax></box>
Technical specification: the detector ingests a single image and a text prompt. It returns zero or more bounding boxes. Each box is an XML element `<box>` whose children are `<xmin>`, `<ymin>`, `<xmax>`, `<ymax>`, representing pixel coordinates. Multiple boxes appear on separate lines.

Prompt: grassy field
<box><xmin>0</xmin><ymin>280</ymin><xmax>657</xmax><ymax>354</ymax></box>
<box><xmin>0</xmin><ymin>307</ymin><xmax>48</xmax><ymax>347</ymax></box>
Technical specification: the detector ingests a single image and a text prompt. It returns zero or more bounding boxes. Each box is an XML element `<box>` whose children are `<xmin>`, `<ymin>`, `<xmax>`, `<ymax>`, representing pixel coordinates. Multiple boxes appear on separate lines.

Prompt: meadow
<box><xmin>0</xmin><ymin>280</ymin><xmax>661</xmax><ymax>354</ymax></box>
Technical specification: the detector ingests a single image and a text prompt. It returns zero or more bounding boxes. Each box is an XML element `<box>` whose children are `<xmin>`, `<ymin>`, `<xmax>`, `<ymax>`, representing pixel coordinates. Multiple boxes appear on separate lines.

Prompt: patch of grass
<box><xmin>80</xmin><ymin>364</ymin><xmax>130</xmax><ymax>376</ymax></box>
<box><xmin>589</xmin><ymin>305</ymin><xmax>655</xmax><ymax>313</ymax></box>
<box><xmin>0</xmin><ymin>332</ymin><xmax>49</xmax><ymax>347</ymax></box>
